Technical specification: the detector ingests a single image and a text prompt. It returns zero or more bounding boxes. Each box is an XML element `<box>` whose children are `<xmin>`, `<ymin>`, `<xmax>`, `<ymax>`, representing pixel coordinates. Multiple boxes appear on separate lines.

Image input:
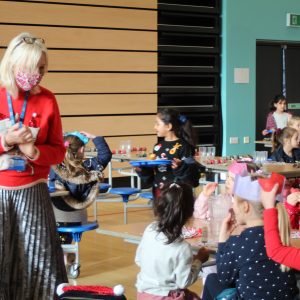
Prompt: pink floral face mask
<box><xmin>15</xmin><ymin>70</ymin><xmax>42</xmax><ymax>91</ymax></box>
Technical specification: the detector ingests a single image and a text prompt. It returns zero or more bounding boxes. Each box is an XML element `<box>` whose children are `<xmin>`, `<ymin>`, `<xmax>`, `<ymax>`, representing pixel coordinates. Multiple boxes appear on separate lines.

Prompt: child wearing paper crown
<box><xmin>193</xmin><ymin>162</ymin><xmax>255</xmax><ymax>220</ymax></box>
<box><xmin>49</xmin><ymin>131</ymin><xmax>112</xmax><ymax>244</ymax></box>
<box><xmin>202</xmin><ymin>174</ymin><xmax>299</xmax><ymax>300</ymax></box>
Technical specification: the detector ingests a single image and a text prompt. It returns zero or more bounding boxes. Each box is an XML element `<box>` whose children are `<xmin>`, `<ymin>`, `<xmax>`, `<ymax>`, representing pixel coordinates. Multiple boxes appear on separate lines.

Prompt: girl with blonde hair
<box><xmin>202</xmin><ymin>175</ymin><xmax>299</xmax><ymax>300</ymax></box>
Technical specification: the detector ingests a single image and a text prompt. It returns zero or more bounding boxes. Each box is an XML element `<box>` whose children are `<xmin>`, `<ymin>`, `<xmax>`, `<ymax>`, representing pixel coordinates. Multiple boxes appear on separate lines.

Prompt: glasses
<box><xmin>13</xmin><ymin>37</ymin><xmax>45</xmax><ymax>51</ymax></box>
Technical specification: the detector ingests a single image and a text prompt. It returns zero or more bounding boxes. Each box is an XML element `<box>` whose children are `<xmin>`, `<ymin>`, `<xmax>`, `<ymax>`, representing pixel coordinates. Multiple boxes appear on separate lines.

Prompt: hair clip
<box><xmin>275</xmin><ymin>128</ymin><xmax>282</xmax><ymax>135</ymax></box>
<box><xmin>178</xmin><ymin>114</ymin><xmax>187</xmax><ymax>124</ymax></box>
<box><xmin>169</xmin><ymin>182</ymin><xmax>180</xmax><ymax>189</ymax></box>
<box><xmin>64</xmin><ymin>141</ymin><xmax>70</xmax><ymax>148</ymax></box>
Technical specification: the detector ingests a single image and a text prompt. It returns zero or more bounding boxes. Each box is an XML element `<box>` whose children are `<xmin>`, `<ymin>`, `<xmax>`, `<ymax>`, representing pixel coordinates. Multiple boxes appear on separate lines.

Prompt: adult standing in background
<box><xmin>0</xmin><ymin>32</ymin><xmax>67</xmax><ymax>299</ymax></box>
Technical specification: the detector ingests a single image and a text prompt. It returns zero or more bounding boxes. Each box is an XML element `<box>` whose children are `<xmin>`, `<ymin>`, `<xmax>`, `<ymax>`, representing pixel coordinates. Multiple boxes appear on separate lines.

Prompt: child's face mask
<box><xmin>15</xmin><ymin>70</ymin><xmax>42</xmax><ymax>91</ymax></box>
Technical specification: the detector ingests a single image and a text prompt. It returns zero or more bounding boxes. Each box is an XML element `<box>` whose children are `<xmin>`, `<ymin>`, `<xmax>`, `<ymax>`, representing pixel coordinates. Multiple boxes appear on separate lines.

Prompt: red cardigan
<box><xmin>0</xmin><ymin>86</ymin><xmax>65</xmax><ymax>188</ymax></box>
<box><xmin>263</xmin><ymin>208</ymin><xmax>300</xmax><ymax>270</ymax></box>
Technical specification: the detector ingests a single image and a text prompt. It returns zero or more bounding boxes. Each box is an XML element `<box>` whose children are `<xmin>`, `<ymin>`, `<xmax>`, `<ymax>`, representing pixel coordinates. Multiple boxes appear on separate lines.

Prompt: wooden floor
<box><xmin>72</xmin><ymin>198</ymin><xmax>203</xmax><ymax>299</ymax></box>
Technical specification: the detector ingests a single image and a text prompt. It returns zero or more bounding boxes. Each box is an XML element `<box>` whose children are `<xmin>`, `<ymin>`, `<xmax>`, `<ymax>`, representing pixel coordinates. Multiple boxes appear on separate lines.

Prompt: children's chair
<box><xmin>107</xmin><ymin>187</ymin><xmax>141</xmax><ymax>224</ymax></box>
<box><xmin>57</xmin><ymin>221</ymin><xmax>98</xmax><ymax>279</ymax></box>
<box><xmin>93</xmin><ymin>183</ymin><xmax>112</xmax><ymax>220</ymax></box>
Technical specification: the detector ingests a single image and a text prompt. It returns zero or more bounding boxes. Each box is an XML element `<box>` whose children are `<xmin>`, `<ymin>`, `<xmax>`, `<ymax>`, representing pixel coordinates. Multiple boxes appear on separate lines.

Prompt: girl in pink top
<box><xmin>193</xmin><ymin>162</ymin><xmax>248</xmax><ymax>220</ymax></box>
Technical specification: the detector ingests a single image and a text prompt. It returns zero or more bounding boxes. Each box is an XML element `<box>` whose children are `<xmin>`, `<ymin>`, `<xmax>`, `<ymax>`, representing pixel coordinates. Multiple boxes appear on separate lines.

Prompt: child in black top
<box><xmin>137</xmin><ymin>108</ymin><xmax>201</xmax><ymax>198</ymax></box>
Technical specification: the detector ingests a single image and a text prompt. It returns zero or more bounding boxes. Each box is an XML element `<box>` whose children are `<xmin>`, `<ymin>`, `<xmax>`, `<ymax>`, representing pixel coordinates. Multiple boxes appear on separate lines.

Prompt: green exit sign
<box><xmin>288</xmin><ymin>103</ymin><xmax>300</xmax><ymax>110</ymax></box>
<box><xmin>287</xmin><ymin>13</ymin><xmax>300</xmax><ymax>27</ymax></box>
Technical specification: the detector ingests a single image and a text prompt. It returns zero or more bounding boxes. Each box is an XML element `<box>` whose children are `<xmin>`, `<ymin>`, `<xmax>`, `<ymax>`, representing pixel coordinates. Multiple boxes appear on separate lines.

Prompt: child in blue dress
<box><xmin>202</xmin><ymin>175</ymin><xmax>299</xmax><ymax>300</ymax></box>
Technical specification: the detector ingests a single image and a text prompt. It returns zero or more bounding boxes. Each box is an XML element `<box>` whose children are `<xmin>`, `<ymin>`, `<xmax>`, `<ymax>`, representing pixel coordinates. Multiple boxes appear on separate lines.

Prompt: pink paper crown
<box><xmin>228</xmin><ymin>162</ymin><xmax>248</xmax><ymax>176</ymax></box>
<box><xmin>233</xmin><ymin>175</ymin><xmax>261</xmax><ymax>202</ymax></box>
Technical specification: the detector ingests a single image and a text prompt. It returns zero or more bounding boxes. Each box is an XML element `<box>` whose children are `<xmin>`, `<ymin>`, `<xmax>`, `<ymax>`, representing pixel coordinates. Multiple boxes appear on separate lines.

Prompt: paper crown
<box><xmin>233</xmin><ymin>175</ymin><xmax>261</xmax><ymax>202</ymax></box>
<box><xmin>228</xmin><ymin>162</ymin><xmax>248</xmax><ymax>176</ymax></box>
<box><xmin>64</xmin><ymin>131</ymin><xmax>89</xmax><ymax>145</ymax></box>
<box><xmin>257</xmin><ymin>172</ymin><xmax>285</xmax><ymax>195</ymax></box>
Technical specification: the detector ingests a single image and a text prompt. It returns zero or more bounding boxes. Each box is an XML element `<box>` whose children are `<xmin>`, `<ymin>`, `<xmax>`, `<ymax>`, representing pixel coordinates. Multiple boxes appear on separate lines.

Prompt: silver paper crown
<box><xmin>233</xmin><ymin>175</ymin><xmax>261</xmax><ymax>202</ymax></box>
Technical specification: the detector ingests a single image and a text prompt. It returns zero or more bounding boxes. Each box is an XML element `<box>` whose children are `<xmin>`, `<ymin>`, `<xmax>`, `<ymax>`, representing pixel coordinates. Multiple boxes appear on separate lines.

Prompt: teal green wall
<box><xmin>222</xmin><ymin>0</ymin><xmax>300</xmax><ymax>155</ymax></box>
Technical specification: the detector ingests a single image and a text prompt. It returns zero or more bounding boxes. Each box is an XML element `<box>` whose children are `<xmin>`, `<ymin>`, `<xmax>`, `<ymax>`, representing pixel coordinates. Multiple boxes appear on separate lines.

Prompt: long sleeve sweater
<box><xmin>0</xmin><ymin>86</ymin><xmax>65</xmax><ymax>188</ymax></box>
<box><xmin>135</xmin><ymin>222</ymin><xmax>202</xmax><ymax>296</ymax></box>
<box><xmin>263</xmin><ymin>208</ymin><xmax>300</xmax><ymax>270</ymax></box>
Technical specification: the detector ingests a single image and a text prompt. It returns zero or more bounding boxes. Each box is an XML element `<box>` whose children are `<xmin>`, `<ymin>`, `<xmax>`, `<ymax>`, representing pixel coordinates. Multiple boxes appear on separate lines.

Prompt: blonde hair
<box><xmin>0</xmin><ymin>32</ymin><xmax>48</xmax><ymax>98</ymax></box>
<box><xmin>236</xmin><ymin>196</ymin><xmax>291</xmax><ymax>272</ymax></box>
<box><xmin>276</xmin><ymin>202</ymin><xmax>291</xmax><ymax>272</ymax></box>
<box><xmin>287</xmin><ymin>115</ymin><xmax>300</xmax><ymax>127</ymax></box>
<box><xmin>271</xmin><ymin>127</ymin><xmax>298</xmax><ymax>152</ymax></box>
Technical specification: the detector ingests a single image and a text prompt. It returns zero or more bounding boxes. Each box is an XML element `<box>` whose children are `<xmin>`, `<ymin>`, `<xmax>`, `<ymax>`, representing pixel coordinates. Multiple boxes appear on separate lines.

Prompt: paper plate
<box><xmin>130</xmin><ymin>159</ymin><xmax>172</xmax><ymax>167</ymax></box>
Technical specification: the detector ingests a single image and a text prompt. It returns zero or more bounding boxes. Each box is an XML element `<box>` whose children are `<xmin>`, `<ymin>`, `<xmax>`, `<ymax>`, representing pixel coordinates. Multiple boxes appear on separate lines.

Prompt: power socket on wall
<box><xmin>229</xmin><ymin>137</ymin><xmax>239</xmax><ymax>144</ymax></box>
<box><xmin>243</xmin><ymin>136</ymin><xmax>250</xmax><ymax>144</ymax></box>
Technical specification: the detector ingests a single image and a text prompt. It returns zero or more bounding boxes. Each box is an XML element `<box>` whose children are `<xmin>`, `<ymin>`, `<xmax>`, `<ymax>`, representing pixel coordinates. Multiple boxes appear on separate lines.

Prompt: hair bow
<box><xmin>178</xmin><ymin>114</ymin><xmax>187</xmax><ymax>124</ymax></box>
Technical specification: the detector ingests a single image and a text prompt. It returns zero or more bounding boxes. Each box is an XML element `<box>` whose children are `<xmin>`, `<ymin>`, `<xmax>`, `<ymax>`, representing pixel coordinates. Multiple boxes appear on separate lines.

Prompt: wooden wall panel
<box><xmin>0</xmin><ymin>2</ymin><xmax>156</xmax><ymax>30</ymax></box>
<box><xmin>61</xmin><ymin>116</ymin><xmax>155</xmax><ymax>136</ymax></box>
<box><xmin>0</xmin><ymin>50</ymin><xmax>157</xmax><ymax>72</ymax></box>
<box><xmin>56</xmin><ymin>94</ymin><xmax>157</xmax><ymax>115</ymax></box>
<box><xmin>0</xmin><ymin>0</ymin><xmax>158</xmax><ymax>178</ymax></box>
<box><xmin>44</xmin><ymin>73</ymin><xmax>157</xmax><ymax>94</ymax></box>
<box><xmin>24</xmin><ymin>0</ymin><xmax>157</xmax><ymax>9</ymax></box>
<box><xmin>0</xmin><ymin>25</ymin><xmax>157</xmax><ymax>51</ymax></box>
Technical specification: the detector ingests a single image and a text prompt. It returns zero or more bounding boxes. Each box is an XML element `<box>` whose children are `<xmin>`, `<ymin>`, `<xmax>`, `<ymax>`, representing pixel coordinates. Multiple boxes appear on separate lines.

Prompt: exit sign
<box><xmin>288</xmin><ymin>103</ymin><xmax>300</xmax><ymax>109</ymax></box>
<box><xmin>287</xmin><ymin>13</ymin><xmax>300</xmax><ymax>27</ymax></box>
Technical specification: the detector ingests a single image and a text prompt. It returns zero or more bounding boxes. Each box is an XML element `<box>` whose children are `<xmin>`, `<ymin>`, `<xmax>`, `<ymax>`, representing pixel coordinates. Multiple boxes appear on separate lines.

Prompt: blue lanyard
<box><xmin>7</xmin><ymin>92</ymin><xmax>29</xmax><ymax>128</ymax></box>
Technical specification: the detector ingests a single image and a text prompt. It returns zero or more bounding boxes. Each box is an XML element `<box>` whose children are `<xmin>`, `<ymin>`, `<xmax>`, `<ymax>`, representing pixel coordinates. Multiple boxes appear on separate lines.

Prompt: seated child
<box><xmin>193</xmin><ymin>162</ymin><xmax>250</xmax><ymax>220</ymax></box>
<box><xmin>288</xmin><ymin>115</ymin><xmax>300</xmax><ymax>135</ymax></box>
<box><xmin>270</xmin><ymin>127</ymin><xmax>300</xmax><ymax>163</ymax></box>
<box><xmin>49</xmin><ymin>131</ymin><xmax>112</xmax><ymax>244</ymax></box>
<box><xmin>261</xmin><ymin>183</ymin><xmax>300</xmax><ymax>270</ymax></box>
<box><xmin>202</xmin><ymin>175</ymin><xmax>299</xmax><ymax>300</ymax></box>
<box><xmin>135</xmin><ymin>182</ymin><xmax>209</xmax><ymax>300</ymax></box>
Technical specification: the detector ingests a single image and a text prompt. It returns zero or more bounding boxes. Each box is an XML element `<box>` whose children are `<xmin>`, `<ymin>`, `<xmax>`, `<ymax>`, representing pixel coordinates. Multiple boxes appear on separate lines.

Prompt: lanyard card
<box><xmin>7</xmin><ymin>157</ymin><xmax>26</xmax><ymax>172</ymax></box>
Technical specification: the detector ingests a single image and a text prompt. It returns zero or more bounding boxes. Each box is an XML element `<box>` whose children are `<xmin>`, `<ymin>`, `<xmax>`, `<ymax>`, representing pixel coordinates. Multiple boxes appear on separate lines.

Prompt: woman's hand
<box><xmin>260</xmin><ymin>183</ymin><xmax>278</xmax><ymax>209</ymax></box>
<box><xmin>287</xmin><ymin>192</ymin><xmax>300</xmax><ymax>206</ymax></box>
<box><xmin>5</xmin><ymin>124</ymin><xmax>33</xmax><ymax>146</ymax></box>
<box><xmin>203</xmin><ymin>182</ymin><xmax>218</xmax><ymax>197</ymax></box>
<box><xmin>80</xmin><ymin>131</ymin><xmax>96</xmax><ymax>139</ymax></box>
<box><xmin>172</xmin><ymin>158</ymin><xmax>182</xmax><ymax>169</ymax></box>
<box><xmin>18</xmin><ymin>142</ymin><xmax>38</xmax><ymax>159</ymax></box>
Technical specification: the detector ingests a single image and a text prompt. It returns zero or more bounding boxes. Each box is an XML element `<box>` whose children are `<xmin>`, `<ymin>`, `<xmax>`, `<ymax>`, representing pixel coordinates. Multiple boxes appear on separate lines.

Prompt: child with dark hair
<box><xmin>135</xmin><ymin>182</ymin><xmax>209</xmax><ymax>300</ymax></box>
<box><xmin>137</xmin><ymin>108</ymin><xmax>201</xmax><ymax>198</ymax></box>
<box><xmin>49</xmin><ymin>131</ymin><xmax>112</xmax><ymax>244</ymax></box>
<box><xmin>262</xmin><ymin>94</ymin><xmax>291</xmax><ymax>136</ymax></box>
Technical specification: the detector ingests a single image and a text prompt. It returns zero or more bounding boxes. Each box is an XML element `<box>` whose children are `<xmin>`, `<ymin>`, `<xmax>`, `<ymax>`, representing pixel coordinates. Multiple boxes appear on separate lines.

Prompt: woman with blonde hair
<box><xmin>0</xmin><ymin>32</ymin><xmax>67</xmax><ymax>299</ymax></box>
